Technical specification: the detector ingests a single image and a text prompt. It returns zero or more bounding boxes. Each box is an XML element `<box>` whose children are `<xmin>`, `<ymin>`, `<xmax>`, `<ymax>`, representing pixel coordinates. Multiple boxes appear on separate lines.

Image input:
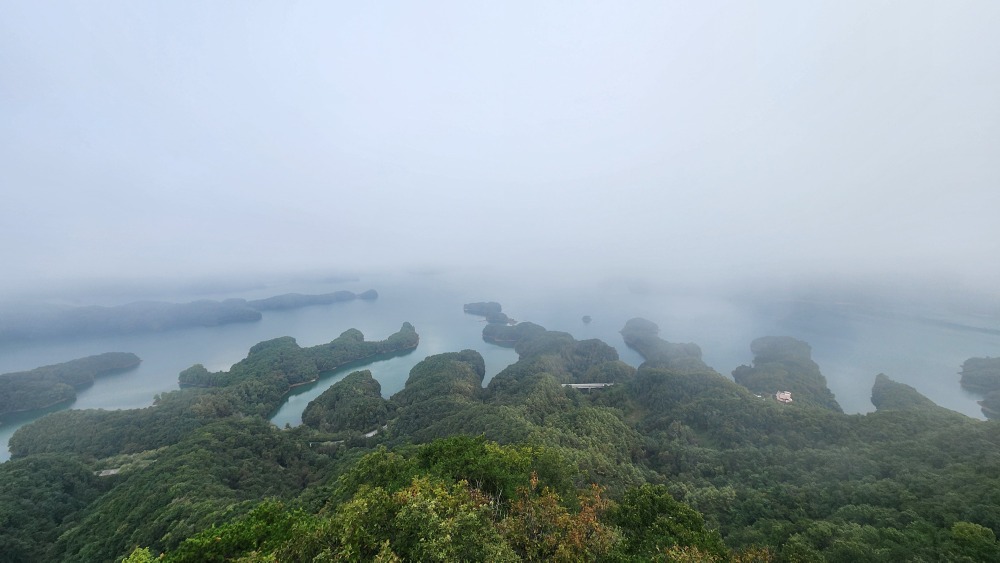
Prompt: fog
<box><xmin>2</xmin><ymin>1</ymin><xmax>999</xmax><ymax>299</ymax></box>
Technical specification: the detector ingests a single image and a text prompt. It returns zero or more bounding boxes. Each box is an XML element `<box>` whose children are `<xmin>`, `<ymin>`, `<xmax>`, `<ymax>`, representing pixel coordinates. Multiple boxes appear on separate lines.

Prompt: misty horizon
<box><xmin>2</xmin><ymin>2</ymin><xmax>999</xmax><ymax>299</ymax></box>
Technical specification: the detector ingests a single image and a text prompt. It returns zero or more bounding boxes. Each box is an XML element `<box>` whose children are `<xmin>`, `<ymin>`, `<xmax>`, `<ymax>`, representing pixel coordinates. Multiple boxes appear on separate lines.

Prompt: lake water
<box><xmin>2</xmin><ymin>272</ymin><xmax>998</xmax><ymax>461</ymax></box>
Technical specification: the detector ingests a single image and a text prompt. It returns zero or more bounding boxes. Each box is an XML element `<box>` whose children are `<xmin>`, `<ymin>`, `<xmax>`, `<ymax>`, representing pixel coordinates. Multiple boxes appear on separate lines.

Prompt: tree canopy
<box><xmin>4</xmin><ymin>312</ymin><xmax>1000</xmax><ymax>562</ymax></box>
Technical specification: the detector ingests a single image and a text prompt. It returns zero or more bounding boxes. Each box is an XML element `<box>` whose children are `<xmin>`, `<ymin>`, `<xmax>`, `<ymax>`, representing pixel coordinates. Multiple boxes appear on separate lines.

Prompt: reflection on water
<box><xmin>2</xmin><ymin>273</ymin><xmax>998</xmax><ymax>461</ymax></box>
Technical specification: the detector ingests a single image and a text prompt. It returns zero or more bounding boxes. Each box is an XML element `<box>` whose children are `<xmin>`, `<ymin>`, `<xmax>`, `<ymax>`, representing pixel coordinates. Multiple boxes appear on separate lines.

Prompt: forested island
<box><xmin>301</xmin><ymin>370</ymin><xmax>389</xmax><ymax>435</ymax></box>
<box><xmin>247</xmin><ymin>290</ymin><xmax>377</xmax><ymax>311</ymax></box>
<box><xmin>959</xmin><ymin>357</ymin><xmax>1000</xmax><ymax>419</ymax></box>
<box><xmin>0</xmin><ymin>353</ymin><xmax>140</xmax><ymax>417</ymax></box>
<box><xmin>177</xmin><ymin>322</ymin><xmax>417</xmax><ymax>390</ymax></box>
<box><xmin>0</xmin><ymin>290</ymin><xmax>378</xmax><ymax>341</ymax></box>
<box><xmin>3</xmin><ymin>306</ymin><xmax>1000</xmax><ymax>562</ymax></box>
<box><xmin>464</xmin><ymin>301</ymin><xmax>514</xmax><ymax>324</ymax></box>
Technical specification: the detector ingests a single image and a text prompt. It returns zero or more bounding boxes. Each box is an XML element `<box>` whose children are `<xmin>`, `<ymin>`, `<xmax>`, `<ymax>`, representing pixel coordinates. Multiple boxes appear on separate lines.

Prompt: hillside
<box><xmin>2</xmin><ymin>309</ymin><xmax>1000</xmax><ymax>562</ymax></box>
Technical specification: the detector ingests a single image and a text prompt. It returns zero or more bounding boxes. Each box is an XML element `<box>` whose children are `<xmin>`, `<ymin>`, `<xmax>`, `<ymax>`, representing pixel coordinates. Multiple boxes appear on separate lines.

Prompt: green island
<box><xmin>3</xmin><ymin>308</ymin><xmax>1000</xmax><ymax>562</ymax></box>
<box><xmin>0</xmin><ymin>353</ymin><xmax>141</xmax><ymax>417</ymax></box>
<box><xmin>301</xmin><ymin>370</ymin><xmax>389</xmax><ymax>435</ymax></box>
<box><xmin>959</xmin><ymin>357</ymin><xmax>1000</xmax><ymax>419</ymax></box>
<box><xmin>247</xmin><ymin>290</ymin><xmax>378</xmax><ymax>311</ymax></box>
<box><xmin>732</xmin><ymin>336</ymin><xmax>843</xmax><ymax>412</ymax></box>
<box><xmin>464</xmin><ymin>301</ymin><xmax>514</xmax><ymax>325</ymax></box>
<box><xmin>178</xmin><ymin>322</ymin><xmax>418</xmax><ymax>390</ymax></box>
<box><xmin>0</xmin><ymin>290</ymin><xmax>378</xmax><ymax>342</ymax></box>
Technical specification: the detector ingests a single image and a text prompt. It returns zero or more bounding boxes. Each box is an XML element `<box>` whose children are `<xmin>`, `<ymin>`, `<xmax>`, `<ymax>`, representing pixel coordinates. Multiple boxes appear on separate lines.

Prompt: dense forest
<box><xmin>464</xmin><ymin>301</ymin><xmax>514</xmax><ymax>325</ymax></box>
<box><xmin>0</xmin><ymin>353</ymin><xmax>141</xmax><ymax>416</ymax></box>
<box><xmin>3</xmin><ymin>305</ymin><xmax>1000</xmax><ymax>562</ymax></box>
<box><xmin>959</xmin><ymin>357</ymin><xmax>1000</xmax><ymax>419</ymax></box>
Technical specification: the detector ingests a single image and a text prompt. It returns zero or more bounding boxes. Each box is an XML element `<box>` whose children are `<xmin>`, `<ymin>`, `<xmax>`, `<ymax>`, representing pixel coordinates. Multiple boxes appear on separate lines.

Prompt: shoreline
<box><xmin>269</xmin><ymin>342</ymin><xmax>419</xmax><ymax>421</ymax></box>
<box><xmin>0</xmin><ymin>396</ymin><xmax>76</xmax><ymax>421</ymax></box>
<box><xmin>0</xmin><ymin>357</ymin><xmax>142</xmax><ymax>420</ymax></box>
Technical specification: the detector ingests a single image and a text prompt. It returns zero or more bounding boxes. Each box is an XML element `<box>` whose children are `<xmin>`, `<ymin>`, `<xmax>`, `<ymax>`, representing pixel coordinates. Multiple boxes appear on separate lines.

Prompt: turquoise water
<box><xmin>2</xmin><ymin>273</ymin><xmax>998</xmax><ymax>461</ymax></box>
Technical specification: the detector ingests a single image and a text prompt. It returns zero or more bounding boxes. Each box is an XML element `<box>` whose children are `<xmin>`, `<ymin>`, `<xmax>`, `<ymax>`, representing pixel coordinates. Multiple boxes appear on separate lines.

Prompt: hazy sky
<box><xmin>2</xmin><ymin>1</ymin><xmax>999</xmax><ymax>296</ymax></box>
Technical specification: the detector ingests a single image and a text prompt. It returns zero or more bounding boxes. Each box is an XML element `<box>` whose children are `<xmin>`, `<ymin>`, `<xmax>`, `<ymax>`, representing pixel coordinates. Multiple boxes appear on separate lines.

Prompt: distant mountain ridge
<box><xmin>0</xmin><ymin>290</ymin><xmax>378</xmax><ymax>341</ymax></box>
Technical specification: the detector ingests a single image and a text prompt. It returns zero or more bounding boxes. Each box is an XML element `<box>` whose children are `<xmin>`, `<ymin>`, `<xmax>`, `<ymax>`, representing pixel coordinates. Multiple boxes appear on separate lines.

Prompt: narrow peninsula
<box><xmin>0</xmin><ymin>353</ymin><xmax>141</xmax><ymax>417</ymax></box>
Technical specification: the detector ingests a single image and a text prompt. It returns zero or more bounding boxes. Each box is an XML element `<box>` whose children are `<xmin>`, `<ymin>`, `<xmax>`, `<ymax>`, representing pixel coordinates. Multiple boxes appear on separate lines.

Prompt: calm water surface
<box><xmin>2</xmin><ymin>274</ymin><xmax>998</xmax><ymax>461</ymax></box>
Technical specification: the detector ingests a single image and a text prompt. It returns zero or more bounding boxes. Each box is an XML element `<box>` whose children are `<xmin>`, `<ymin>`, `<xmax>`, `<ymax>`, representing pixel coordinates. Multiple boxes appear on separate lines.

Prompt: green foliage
<box><xmin>945</xmin><ymin>521</ymin><xmax>1000</xmax><ymax>562</ymax></box>
<box><xmin>9</xmin><ymin>390</ymin><xmax>204</xmax><ymax>459</ymax></box>
<box><xmin>416</xmin><ymin>435</ymin><xmax>557</xmax><ymax>501</ymax></box>
<box><xmin>512</xmin><ymin>329</ymin><xmax>576</xmax><ymax>360</ymax></box>
<box><xmin>487</xmin><ymin>325</ymin><xmax>624</xmax><ymax>391</ymax></box>
<box><xmin>960</xmin><ymin>357</ymin><xmax>1000</xmax><ymax>419</ymax></box>
<box><xmin>10</xmin><ymin>312</ymin><xmax>1000</xmax><ymax>563</ymax></box>
<box><xmin>870</xmin><ymin>373</ymin><xmax>940</xmax><ymax>411</ymax></box>
<box><xmin>608</xmin><ymin>483</ymin><xmax>726</xmax><ymax>558</ymax></box>
<box><xmin>483</xmin><ymin>321</ymin><xmax>547</xmax><ymax>347</ymax></box>
<box><xmin>732</xmin><ymin>336</ymin><xmax>843</xmax><ymax>412</ymax></box>
<box><xmin>179</xmin><ymin>323</ymin><xmax>417</xmax><ymax>398</ymax></box>
<box><xmin>377</xmin><ymin>477</ymin><xmax>516</xmax><ymax>562</ymax></box>
<box><xmin>122</xmin><ymin>547</ymin><xmax>157</xmax><ymax>563</ymax></box>
<box><xmin>331</xmin><ymin>437</ymin><xmax>574</xmax><ymax>506</ymax></box>
<box><xmin>4</xmin><ymin>325</ymin><xmax>418</xmax><ymax>560</ymax></box>
<box><xmin>167</xmin><ymin>500</ymin><xmax>317</xmax><ymax>563</ymax></box>
<box><xmin>226</xmin><ymin>336</ymin><xmax>320</xmax><ymax>387</ymax></box>
<box><xmin>0</xmin><ymin>455</ymin><xmax>106</xmax><ymax>562</ymax></box>
<box><xmin>580</xmin><ymin>359</ymin><xmax>636</xmax><ymax>384</ymax></box>
<box><xmin>381</xmin><ymin>321</ymin><xmax>420</xmax><ymax>353</ymax></box>
<box><xmin>614</xmin><ymin>319</ymin><xmax>1000</xmax><ymax>560</ymax></box>
<box><xmin>487</xmin><ymin>356</ymin><xmax>572</xmax><ymax>398</ymax></box>
<box><xmin>391</xmin><ymin>350</ymin><xmax>484</xmax><ymax>407</ymax></box>
<box><xmin>302</xmin><ymin>370</ymin><xmax>389</xmax><ymax>434</ymax></box>
<box><xmin>463</xmin><ymin>301</ymin><xmax>503</xmax><ymax>316</ymax></box>
<box><xmin>500</xmin><ymin>481</ymin><xmax>618</xmax><ymax>561</ymax></box>
<box><xmin>330</xmin><ymin>446</ymin><xmax>422</xmax><ymax>503</ymax></box>
<box><xmin>390</xmin><ymin>328</ymin><xmax>647</xmax><ymax>495</ymax></box>
<box><xmin>464</xmin><ymin>301</ymin><xmax>512</xmax><ymax>324</ymax></box>
<box><xmin>154</xmin><ymin>437</ymin><xmax>661</xmax><ymax>562</ymax></box>
<box><xmin>960</xmin><ymin>357</ymin><xmax>1000</xmax><ymax>394</ymax></box>
<box><xmin>52</xmin><ymin>418</ymin><xmax>314</xmax><ymax>562</ymax></box>
<box><xmin>306</xmin><ymin>323</ymin><xmax>418</xmax><ymax>373</ymax></box>
<box><xmin>177</xmin><ymin>364</ymin><xmax>214</xmax><ymax>387</ymax></box>
<box><xmin>159</xmin><ymin>437</ymin><xmax>629</xmax><ymax>561</ymax></box>
<box><xmin>0</xmin><ymin>352</ymin><xmax>141</xmax><ymax>416</ymax></box>
<box><xmin>978</xmin><ymin>391</ymin><xmax>1000</xmax><ymax>420</ymax></box>
<box><xmin>289</xmin><ymin>477</ymin><xmax>518</xmax><ymax>562</ymax></box>
<box><xmin>621</xmin><ymin>317</ymin><xmax>709</xmax><ymax>373</ymax></box>
<box><xmin>12</xmin><ymin>324</ymin><xmax>419</xmax><ymax>460</ymax></box>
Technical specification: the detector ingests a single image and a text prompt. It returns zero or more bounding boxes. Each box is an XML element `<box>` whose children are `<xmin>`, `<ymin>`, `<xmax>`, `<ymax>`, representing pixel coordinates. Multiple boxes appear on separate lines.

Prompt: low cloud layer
<box><xmin>2</xmin><ymin>2</ymin><xmax>998</xmax><ymax>297</ymax></box>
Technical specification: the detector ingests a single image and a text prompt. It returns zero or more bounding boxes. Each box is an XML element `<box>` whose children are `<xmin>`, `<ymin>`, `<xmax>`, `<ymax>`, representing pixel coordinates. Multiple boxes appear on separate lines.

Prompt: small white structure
<box><xmin>775</xmin><ymin>391</ymin><xmax>793</xmax><ymax>403</ymax></box>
